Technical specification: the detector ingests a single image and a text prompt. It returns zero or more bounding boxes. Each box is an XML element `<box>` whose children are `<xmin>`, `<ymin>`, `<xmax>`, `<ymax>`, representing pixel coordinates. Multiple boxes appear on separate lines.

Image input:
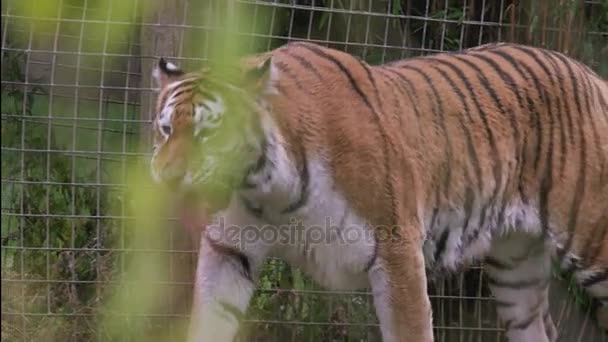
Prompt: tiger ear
<box><xmin>242</xmin><ymin>56</ymin><xmax>278</xmax><ymax>95</ymax></box>
<box><xmin>153</xmin><ymin>58</ymin><xmax>184</xmax><ymax>88</ymax></box>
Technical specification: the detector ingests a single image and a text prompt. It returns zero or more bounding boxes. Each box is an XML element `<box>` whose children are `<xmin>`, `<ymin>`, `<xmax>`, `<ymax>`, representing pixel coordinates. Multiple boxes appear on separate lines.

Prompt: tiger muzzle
<box><xmin>152</xmin><ymin>156</ymin><xmax>188</xmax><ymax>189</ymax></box>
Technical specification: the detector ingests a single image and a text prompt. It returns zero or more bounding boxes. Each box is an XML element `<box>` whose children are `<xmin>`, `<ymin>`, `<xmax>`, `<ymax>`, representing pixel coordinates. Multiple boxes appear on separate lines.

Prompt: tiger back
<box><xmin>150</xmin><ymin>41</ymin><xmax>608</xmax><ymax>342</ymax></box>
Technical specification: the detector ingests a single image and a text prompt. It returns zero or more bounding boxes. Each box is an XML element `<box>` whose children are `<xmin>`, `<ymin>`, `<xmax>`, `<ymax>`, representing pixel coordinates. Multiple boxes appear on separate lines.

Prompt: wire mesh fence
<box><xmin>1</xmin><ymin>0</ymin><xmax>607</xmax><ymax>341</ymax></box>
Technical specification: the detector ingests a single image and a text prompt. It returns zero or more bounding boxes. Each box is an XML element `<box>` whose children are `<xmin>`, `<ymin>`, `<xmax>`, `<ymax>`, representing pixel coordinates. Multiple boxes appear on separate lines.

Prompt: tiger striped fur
<box><xmin>150</xmin><ymin>42</ymin><xmax>608</xmax><ymax>342</ymax></box>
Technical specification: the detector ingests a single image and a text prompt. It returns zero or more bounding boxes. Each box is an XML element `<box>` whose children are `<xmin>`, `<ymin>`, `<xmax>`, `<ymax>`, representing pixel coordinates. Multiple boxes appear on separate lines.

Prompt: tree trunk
<box><xmin>139</xmin><ymin>0</ymin><xmax>187</xmax><ymax>146</ymax></box>
<box><xmin>138</xmin><ymin>2</ymin><xmax>195</xmax><ymax>338</ymax></box>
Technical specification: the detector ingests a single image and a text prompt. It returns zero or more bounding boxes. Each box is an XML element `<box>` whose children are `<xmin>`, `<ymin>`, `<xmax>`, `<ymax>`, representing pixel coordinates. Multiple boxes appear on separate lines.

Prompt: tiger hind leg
<box><xmin>484</xmin><ymin>232</ymin><xmax>556</xmax><ymax>342</ymax></box>
<box><xmin>561</xmin><ymin>214</ymin><xmax>608</xmax><ymax>333</ymax></box>
<box><xmin>569</xmin><ymin>262</ymin><xmax>608</xmax><ymax>332</ymax></box>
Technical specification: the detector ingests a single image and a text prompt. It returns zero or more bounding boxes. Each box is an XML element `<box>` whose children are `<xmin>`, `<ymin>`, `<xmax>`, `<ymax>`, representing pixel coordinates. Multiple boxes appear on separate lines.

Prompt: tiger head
<box><xmin>149</xmin><ymin>55</ymin><xmax>275</xmax><ymax>193</ymax></box>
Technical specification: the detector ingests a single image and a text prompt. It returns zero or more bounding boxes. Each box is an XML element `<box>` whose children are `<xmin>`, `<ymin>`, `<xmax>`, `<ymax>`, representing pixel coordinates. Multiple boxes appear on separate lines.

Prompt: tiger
<box><xmin>149</xmin><ymin>41</ymin><xmax>608</xmax><ymax>342</ymax></box>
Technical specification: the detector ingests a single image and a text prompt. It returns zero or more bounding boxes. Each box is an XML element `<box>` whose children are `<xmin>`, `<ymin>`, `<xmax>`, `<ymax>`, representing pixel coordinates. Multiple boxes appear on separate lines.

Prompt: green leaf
<box><xmin>318</xmin><ymin>12</ymin><xmax>331</xmax><ymax>30</ymax></box>
<box><xmin>391</xmin><ymin>0</ymin><xmax>402</xmax><ymax>15</ymax></box>
<box><xmin>292</xmin><ymin>268</ymin><xmax>305</xmax><ymax>290</ymax></box>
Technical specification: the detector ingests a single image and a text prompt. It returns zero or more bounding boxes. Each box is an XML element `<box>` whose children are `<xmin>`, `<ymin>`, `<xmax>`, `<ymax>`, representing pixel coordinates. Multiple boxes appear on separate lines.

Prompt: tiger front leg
<box><xmin>368</xmin><ymin>223</ymin><xmax>434</xmax><ymax>342</ymax></box>
<box><xmin>187</xmin><ymin>235</ymin><xmax>257</xmax><ymax>342</ymax></box>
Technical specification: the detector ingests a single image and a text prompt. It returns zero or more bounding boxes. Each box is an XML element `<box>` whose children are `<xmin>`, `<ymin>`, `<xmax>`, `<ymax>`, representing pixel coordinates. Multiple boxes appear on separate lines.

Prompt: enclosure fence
<box><xmin>2</xmin><ymin>0</ymin><xmax>607</xmax><ymax>341</ymax></box>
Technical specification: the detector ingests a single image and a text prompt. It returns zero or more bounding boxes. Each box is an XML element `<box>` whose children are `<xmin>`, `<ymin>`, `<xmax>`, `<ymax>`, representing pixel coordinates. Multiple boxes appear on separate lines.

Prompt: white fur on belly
<box><xmin>423</xmin><ymin>198</ymin><xmax>544</xmax><ymax>273</ymax></box>
<box><xmin>272</xmin><ymin>158</ymin><xmax>377</xmax><ymax>290</ymax></box>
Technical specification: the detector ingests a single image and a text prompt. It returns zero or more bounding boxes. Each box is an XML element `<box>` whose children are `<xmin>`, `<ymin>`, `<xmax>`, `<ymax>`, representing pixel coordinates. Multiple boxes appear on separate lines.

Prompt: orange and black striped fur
<box><xmin>150</xmin><ymin>42</ymin><xmax>608</xmax><ymax>342</ymax></box>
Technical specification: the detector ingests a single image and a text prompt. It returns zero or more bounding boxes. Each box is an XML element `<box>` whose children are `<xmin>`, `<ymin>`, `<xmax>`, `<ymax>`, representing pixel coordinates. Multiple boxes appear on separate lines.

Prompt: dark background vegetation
<box><xmin>2</xmin><ymin>0</ymin><xmax>607</xmax><ymax>341</ymax></box>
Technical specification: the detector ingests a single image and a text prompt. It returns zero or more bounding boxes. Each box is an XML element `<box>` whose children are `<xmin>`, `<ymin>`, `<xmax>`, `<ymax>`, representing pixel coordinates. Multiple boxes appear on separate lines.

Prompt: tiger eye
<box><xmin>161</xmin><ymin>124</ymin><xmax>172</xmax><ymax>136</ymax></box>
